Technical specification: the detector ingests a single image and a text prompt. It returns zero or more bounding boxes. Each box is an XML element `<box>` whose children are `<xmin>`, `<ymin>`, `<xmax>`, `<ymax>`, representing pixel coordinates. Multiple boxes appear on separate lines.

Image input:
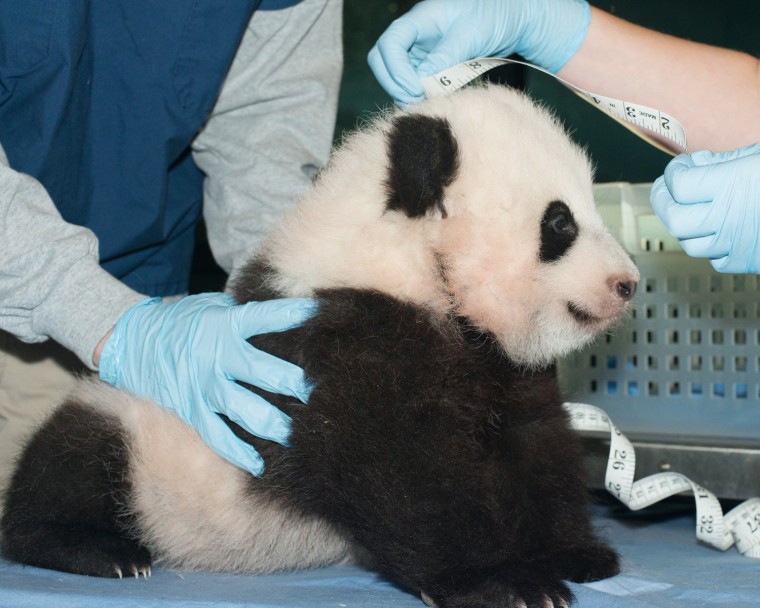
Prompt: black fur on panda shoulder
<box><xmin>225</xmin><ymin>260</ymin><xmax>620</xmax><ymax>607</ymax></box>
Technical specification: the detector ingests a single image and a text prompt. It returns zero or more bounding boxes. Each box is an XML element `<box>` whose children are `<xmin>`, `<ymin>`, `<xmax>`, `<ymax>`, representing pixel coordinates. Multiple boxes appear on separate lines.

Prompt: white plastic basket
<box><xmin>558</xmin><ymin>183</ymin><xmax>760</xmax><ymax>447</ymax></box>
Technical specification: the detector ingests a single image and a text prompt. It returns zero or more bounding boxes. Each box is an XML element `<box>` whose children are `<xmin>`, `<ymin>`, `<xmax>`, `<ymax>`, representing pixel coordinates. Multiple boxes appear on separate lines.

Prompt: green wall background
<box><xmin>339</xmin><ymin>1</ymin><xmax>760</xmax><ymax>183</ymax></box>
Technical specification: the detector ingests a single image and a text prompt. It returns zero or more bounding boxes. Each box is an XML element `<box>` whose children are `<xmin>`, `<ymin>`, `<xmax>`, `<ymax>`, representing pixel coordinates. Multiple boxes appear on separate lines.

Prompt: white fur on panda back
<box><xmin>70</xmin><ymin>378</ymin><xmax>355</xmax><ymax>573</ymax></box>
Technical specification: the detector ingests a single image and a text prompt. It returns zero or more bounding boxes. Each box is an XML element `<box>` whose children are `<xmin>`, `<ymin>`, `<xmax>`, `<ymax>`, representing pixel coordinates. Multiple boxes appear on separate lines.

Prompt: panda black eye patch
<box><xmin>539</xmin><ymin>200</ymin><xmax>578</xmax><ymax>263</ymax></box>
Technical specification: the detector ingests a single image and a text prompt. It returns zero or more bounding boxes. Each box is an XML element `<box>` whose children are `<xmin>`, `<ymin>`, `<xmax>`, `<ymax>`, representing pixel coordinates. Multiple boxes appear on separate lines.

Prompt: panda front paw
<box><xmin>421</xmin><ymin>577</ymin><xmax>574</xmax><ymax>608</ymax></box>
<box><xmin>550</xmin><ymin>542</ymin><xmax>621</xmax><ymax>583</ymax></box>
<box><xmin>506</xmin><ymin>580</ymin><xmax>573</xmax><ymax>608</ymax></box>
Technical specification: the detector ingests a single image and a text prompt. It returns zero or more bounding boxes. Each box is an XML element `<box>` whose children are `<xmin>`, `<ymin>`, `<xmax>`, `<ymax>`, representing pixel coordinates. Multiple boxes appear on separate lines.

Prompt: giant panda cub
<box><xmin>2</xmin><ymin>84</ymin><xmax>639</xmax><ymax>608</ymax></box>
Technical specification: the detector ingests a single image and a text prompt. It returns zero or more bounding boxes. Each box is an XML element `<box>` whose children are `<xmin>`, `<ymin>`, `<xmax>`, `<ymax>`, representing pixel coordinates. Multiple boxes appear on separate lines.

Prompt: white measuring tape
<box><xmin>564</xmin><ymin>402</ymin><xmax>760</xmax><ymax>558</ymax></box>
<box><xmin>422</xmin><ymin>57</ymin><xmax>689</xmax><ymax>156</ymax></box>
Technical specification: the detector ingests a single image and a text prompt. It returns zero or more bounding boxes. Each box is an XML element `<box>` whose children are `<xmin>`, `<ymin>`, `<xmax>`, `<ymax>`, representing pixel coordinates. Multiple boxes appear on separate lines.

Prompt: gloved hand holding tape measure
<box><xmin>369</xmin><ymin>0</ymin><xmax>760</xmax><ymax>275</ymax></box>
<box><xmin>652</xmin><ymin>145</ymin><xmax>760</xmax><ymax>274</ymax></box>
<box><xmin>368</xmin><ymin>0</ymin><xmax>590</xmax><ymax>107</ymax></box>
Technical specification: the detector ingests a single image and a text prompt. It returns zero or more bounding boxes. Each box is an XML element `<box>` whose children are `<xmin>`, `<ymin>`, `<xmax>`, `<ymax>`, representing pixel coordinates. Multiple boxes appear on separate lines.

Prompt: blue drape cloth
<box><xmin>1</xmin><ymin>502</ymin><xmax>758</xmax><ymax>608</ymax></box>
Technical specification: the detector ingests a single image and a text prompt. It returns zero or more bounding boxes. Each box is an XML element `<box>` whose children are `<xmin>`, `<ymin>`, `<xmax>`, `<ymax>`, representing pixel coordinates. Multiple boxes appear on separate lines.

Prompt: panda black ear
<box><xmin>384</xmin><ymin>114</ymin><xmax>459</xmax><ymax>218</ymax></box>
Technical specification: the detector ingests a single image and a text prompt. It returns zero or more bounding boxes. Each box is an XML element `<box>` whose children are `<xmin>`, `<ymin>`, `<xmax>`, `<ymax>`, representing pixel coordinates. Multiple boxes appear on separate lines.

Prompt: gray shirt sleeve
<box><xmin>0</xmin><ymin>145</ymin><xmax>147</xmax><ymax>368</ymax></box>
<box><xmin>0</xmin><ymin>0</ymin><xmax>341</xmax><ymax>366</ymax></box>
<box><xmin>192</xmin><ymin>0</ymin><xmax>343</xmax><ymax>274</ymax></box>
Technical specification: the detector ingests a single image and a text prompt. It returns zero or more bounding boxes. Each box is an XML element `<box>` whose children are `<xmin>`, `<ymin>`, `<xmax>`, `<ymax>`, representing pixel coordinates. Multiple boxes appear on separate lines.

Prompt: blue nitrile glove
<box><xmin>651</xmin><ymin>142</ymin><xmax>760</xmax><ymax>274</ymax></box>
<box><xmin>368</xmin><ymin>0</ymin><xmax>591</xmax><ymax>106</ymax></box>
<box><xmin>99</xmin><ymin>293</ymin><xmax>316</xmax><ymax>475</ymax></box>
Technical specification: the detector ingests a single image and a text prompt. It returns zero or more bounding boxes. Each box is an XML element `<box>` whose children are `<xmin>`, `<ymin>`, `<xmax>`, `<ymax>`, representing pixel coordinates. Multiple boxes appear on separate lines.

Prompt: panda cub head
<box><xmin>258</xmin><ymin>84</ymin><xmax>639</xmax><ymax>367</ymax></box>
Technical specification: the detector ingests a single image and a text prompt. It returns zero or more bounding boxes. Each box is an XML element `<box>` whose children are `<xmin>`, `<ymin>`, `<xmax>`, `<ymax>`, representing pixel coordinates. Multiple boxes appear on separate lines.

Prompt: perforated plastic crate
<box><xmin>558</xmin><ymin>183</ymin><xmax>760</xmax><ymax>448</ymax></box>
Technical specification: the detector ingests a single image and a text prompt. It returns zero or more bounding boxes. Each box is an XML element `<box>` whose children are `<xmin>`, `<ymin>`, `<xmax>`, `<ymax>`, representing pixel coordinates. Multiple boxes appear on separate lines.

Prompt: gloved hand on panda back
<box><xmin>650</xmin><ymin>142</ymin><xmax>760</xmax><ymax>274</ymax></box>
<box><xmin>98</xmin><ymin>293</ymin><xmax>315</xmax><ymax>475</ymax></box>
<box><xmin>368</xmin><ymin>0</ymin><xmax>592</xmax><ymax>106</ymax></box>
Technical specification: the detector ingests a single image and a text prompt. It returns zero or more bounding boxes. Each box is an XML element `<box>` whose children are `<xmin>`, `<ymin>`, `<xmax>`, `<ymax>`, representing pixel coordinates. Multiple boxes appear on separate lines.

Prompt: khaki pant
<box><xmin>0</xmin><ymin>331</ymin><xmax>85</xmax><ymax>503</ymax></box>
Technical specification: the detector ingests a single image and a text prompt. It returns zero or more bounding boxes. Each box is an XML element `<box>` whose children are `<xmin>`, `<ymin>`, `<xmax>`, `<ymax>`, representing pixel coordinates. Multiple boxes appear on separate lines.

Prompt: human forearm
<box><xmin>92</xmin><ymin>330</ymin><xmax>112</xmax><ymax>368</ymax></box>
<box><xmin>35</xmin><ymin>251</ymin><xmax>147</xmax><ymax>368</ymax></box>
<box><xmin>559</xmin><ymin>7</ymin><xmax>760</xmax><ymax>151</ymax></box>
<box><xmin>0</xmin><ymin>144</ymin><xmax>146</xmax><ymax>368</ymax></box>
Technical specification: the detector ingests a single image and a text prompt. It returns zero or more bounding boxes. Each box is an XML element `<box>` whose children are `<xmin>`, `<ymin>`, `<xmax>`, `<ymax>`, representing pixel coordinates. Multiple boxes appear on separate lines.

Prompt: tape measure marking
<box><xmin>422</xmin><ymin>58</ymin><xmax>689</xmax><ymax>156</ymax></box>
<box><xmin>564</xmin><ymin>402</ymin><xmax>760</xmax><ymax>558</ymax></box>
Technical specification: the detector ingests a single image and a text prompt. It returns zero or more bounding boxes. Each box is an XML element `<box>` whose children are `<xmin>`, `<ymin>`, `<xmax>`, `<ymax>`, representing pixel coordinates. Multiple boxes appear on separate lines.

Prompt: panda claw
<box><xmin>538</xmin><ymin>593</ymin><xmax>569</xmax><ymax>608</ymax></box>
<box><xmin>420</xmin><ymin>591</ymin><xmax>437</xmax><ymax>607</ymax></box>
<box><xmin>112</xmin><ymin>563</ymin><xmax>150</xmax><ymax>580</ymax></box>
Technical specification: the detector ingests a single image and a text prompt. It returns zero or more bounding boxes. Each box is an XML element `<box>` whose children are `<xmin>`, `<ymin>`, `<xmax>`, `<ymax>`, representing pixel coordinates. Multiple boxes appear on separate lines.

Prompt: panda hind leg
<box><xmin>1</xmin><ymin>400</ymin><xmax>151</xmax><ymax>578</ymax></box>
<box><xmin>3</xmin><ymin>519</ymin><xmax>152</xmax><ymax>579</ymax></box>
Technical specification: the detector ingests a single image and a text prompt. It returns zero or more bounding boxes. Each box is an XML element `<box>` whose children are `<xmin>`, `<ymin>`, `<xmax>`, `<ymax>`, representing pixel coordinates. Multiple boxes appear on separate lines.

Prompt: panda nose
<box><xmin>616</xmin><ymin>280</ymin><xmax>637</xmax><ymax>301</ymax></box>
